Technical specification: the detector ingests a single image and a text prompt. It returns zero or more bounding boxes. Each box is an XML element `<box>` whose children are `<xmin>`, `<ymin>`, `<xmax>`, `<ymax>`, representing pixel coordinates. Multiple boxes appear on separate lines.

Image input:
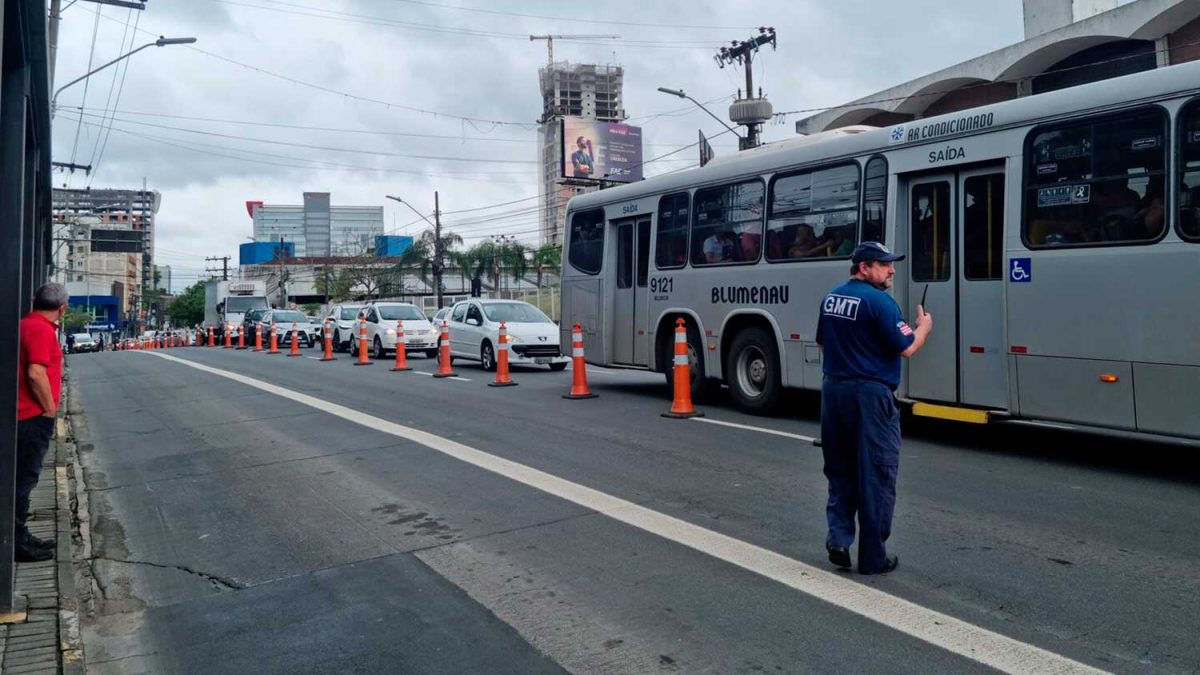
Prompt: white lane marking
<box><xmin>693</xmin><ymin>417</ymin><xmax>818</xmax><ymax>444</ymax></box>
<box><xmin>140</xmin><ymin>350</ymin><xmax>1105</xmax><ymax>675</ymax></box>
<box><xmin>410</xmin><ymin>371</ymin><xmax>471</xmax><ymax>382</ymax></box>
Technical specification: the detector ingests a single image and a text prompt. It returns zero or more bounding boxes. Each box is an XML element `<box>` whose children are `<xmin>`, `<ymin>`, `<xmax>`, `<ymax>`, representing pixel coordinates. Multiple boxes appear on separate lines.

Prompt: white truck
<box><xmin>204</xmin><ymin>280</ymin><xmax>270</xmax><ymax>341</ymax></box>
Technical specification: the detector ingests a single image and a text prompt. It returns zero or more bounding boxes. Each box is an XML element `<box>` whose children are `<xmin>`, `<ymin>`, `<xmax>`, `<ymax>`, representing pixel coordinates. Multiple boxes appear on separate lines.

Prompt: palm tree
<box><xmin>400</xmin><ymin>228</ymin><xmax>463</xmax><ymax>292</ymax></box>
<box><xmin>532</xmin><ymin>243</ymin><xmax>561</xmax><ymax>288</ymax></box>
<box><xmin>503</xmin><ymin>241</ymin><xmax>529</xmax><ymax>290</ymax></box>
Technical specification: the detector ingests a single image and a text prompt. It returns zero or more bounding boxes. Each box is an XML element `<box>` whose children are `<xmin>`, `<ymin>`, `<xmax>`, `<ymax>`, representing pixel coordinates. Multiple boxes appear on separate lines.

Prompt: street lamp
<box><xmin>656</xmin><ymin>87</ymin><xmax>744</xmax><ymax>140</ymax></box>
<box><xmin>385</xmin><ymin>195</ymin><xmax>444</xmax><ymax>308</ymax></box>
<box><xmin>52</xmin><ymin>36</ymin><xmax>197</xmax><ymax>113</ymax></box>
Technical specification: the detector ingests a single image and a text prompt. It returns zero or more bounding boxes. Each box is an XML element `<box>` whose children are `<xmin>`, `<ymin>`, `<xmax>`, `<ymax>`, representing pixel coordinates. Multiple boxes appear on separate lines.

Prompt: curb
<box><xmin>58</xmin><ymin>373</ymin><xmax>87</xmax><ymax>674</ymax></box>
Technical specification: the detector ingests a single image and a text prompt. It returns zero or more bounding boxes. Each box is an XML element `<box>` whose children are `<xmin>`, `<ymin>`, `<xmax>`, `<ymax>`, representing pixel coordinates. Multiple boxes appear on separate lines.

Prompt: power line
<box><xmin>378</xmin><ymin>0</ymin><xmax>754</xmax><ymax>30</ymax></box>
<box><xmin>210</xmin><ymin>0</ymin><xmax>731</xmax><ymax>47</ymax></box>
<box><xmin>67</xmin><ymin>109</ymin><xmax>540</xmax><ymax>164</ymax></box>
<box><xmin>90</xmin><ymin>8</ymin><xmax>142</xmax><ymax>185</ymax></box>
<box><xmin>67</xmin><ymin>6</ymin><xmax>103</xmax><ymax>178</ymax></box>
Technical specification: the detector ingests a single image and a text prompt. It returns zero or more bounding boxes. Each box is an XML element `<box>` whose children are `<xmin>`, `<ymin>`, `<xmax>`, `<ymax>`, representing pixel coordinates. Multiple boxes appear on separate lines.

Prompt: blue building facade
<box><xmin>68</xmin><ymin>295</ymin><xmax>122</xmax><ymax>332</ymax></box>
<box><xmin>240</xmin><ymin>241</ymin><xmax>295</xmax><ymax>265</ymax></box>
<box><xmin>374</xmin><ymin>235</ymin><xmax>413</xmax><ymax>257</ymax></box>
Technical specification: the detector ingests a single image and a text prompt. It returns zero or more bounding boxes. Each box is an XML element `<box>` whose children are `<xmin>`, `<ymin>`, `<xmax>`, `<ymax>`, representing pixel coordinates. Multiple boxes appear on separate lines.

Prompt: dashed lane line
<box><xmin>692</xmin><ymin>417</ymin><xmax>818</xmax><ymax>443</ymax></box>
<box><xmin>138</xmin><ymin>350</ymin><xmax>1106</xmax><ymax>675</ymax></box>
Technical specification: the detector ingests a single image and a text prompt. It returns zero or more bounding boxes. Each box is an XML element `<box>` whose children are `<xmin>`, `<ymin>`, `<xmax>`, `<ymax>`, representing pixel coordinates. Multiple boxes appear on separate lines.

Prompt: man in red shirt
<box><xmin>14</xmin><ymin>283</ymin><xmax>67</xmax><ymax>562</ymax></box>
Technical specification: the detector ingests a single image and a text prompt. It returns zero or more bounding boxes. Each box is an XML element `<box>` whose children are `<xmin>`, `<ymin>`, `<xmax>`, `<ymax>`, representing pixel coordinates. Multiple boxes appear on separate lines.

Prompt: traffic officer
<box><xmin>815</xmin><ymin>241</ymin><xmax>932</xmax><ymax>574</ymax></box>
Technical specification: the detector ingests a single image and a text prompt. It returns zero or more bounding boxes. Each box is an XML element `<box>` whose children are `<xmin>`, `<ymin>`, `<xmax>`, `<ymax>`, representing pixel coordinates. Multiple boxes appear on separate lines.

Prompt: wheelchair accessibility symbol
<box><xmin>1009</xmin><ymin>258</ymin><xmax>1032</xmax><ymax>283</ymax></box>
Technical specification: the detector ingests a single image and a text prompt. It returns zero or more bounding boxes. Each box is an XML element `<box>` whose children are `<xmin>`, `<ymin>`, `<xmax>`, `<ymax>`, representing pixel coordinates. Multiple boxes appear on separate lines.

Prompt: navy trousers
<box><xmin>820</xmin><ymin>378</ymin><xmax>901</xmax><ymax>573</ymax></box>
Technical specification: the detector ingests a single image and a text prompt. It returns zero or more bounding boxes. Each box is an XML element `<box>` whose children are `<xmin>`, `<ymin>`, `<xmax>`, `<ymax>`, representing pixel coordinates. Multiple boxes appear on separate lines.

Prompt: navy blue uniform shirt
<box><xmin>816</xmin><ymin>279</ymin><xmax>915</xmax><ymax>390</ymax></box>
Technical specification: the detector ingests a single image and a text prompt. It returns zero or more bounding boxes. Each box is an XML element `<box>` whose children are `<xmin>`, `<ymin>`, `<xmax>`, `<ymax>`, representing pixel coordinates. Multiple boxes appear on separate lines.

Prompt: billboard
<box><xmin>90</xmin><ymin>229</ymin><xmax>143</xmax><ymax>253</ymax></box>
<box><xmin>561</xmin><ymin>118</ymin><xmax>643</xmax><ymax>183</ymax></box>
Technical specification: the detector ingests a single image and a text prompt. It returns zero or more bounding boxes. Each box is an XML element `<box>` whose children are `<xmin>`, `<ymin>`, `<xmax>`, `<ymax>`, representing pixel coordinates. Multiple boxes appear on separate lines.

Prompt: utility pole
<box><xmin>433</xmin><ymin>192</ymin><xmax>444</xmax><ymax>310</ymax></box>
<box><xmin>205</xmin><ymin>255</ymin><xmax>230</xmax><ymax>281</ymax></box>
<box><xmin>715</xmin><ymin>27</ymin><xmax>777</xmax><ymax>150</ymax></box>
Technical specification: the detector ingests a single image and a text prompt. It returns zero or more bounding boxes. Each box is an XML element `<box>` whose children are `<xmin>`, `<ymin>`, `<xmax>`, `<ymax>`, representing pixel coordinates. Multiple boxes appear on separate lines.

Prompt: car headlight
<box><xmin>339</xmin><ymin>322</ymin><xmax>352</xmax><ymax>330</ymax></box>
<box><xmin>505</xmin><ymin>335</ymin><xmax>521</xmax><ymax>344</ymax></box>
<box><xmin>385</xmin><ymin>328</ymin><xmax>396</xmax><ymax>335</ymax></box>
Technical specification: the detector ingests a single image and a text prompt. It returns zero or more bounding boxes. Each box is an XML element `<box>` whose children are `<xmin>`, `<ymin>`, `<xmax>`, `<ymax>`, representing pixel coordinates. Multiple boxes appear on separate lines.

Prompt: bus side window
<box><xmin>655</xmin><ymin>192</ymin><xmax>689</xmax><ymax>269</ymax></box>
<box><xmin>690</xmin><ymin>180</ymin><xmax>764</xmax><ymax>266</ymax></box>
<box><xmin>1023</xmin><ymin>108</ymin><xmax>1168</xmax><ymax>248</ymax></box>
<box><xmin>862</xmin><ymin>156</ymin><xmax>887</xmax><ymax>245</ymax></box>
<box><xmin>568</xmin><ymin>209</ymin><xmax>605</xmax><ymax>274</ymax></box>
<box><xmin>766</xmin><ymin>163</ymin><xmax>860</xmax><ymax>262</ymax></box>
<box><xmin>1178</xmin><ymin>99</ymin><xmax>1200</xmax><ymax>242</ymax></box>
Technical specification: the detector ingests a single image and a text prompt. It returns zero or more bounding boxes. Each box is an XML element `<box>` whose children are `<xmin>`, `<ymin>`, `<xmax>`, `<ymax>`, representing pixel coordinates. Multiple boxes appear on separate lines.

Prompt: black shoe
<box><xmin>15</xmin><ymin>545</ymin><xmax>53</xmax><ymax>563</ymax></box>
<box><xmin>25</xmin><ymin>534</ymin><xmax>55</xmax><ymax>550</ymax></box>
<box><xmin>827</xmin><ymin>546</ymin><xmax>852</xmax><ymax>569</ymax></box>
<box><xmin>861</xmin><ymin>555</ymin><xmax>899</xmax><ymax>575</ymax></box>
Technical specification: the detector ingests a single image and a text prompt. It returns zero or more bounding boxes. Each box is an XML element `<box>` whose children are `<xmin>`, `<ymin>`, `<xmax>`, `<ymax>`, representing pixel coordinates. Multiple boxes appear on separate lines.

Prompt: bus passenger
<box><xmin>702</xmin><ymin>229</ymin><xmax>735</xmax><ymax>263</ymax></box>
<box><xmin>816</xmin><ymin>242</ymin><xmax>932</xmax><ymax>575</ymax></box>
<box><xmin>787</xmin><ymin>224</ymin><xmax>825</xmax><ymax>259</ymax></box>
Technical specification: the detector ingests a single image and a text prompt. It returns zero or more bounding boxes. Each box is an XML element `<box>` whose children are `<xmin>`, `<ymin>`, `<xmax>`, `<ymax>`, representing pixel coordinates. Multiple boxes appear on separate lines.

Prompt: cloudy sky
<box><xmin>51</xmin><ymin>0</ymin><xmax>1033</xmax><ymax>291</ymax></box>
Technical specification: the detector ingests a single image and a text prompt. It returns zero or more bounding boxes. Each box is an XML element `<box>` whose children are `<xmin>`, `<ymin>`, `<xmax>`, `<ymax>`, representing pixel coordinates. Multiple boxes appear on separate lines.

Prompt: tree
<box><xmin>167</xmin><ymin>282</ymin><xmax>206</xmax><ymax>327</ymax></box>
<box><xmin>302</xmin><ymin>303</ymin><xmax>322</xmax><ymax>315</ymax></box>
<box><xmin>315</xmin><ymin>268</ymin><xmax>353</xmax><ymax>302</ymax></box>
<box><xmin>532</xmin><ymin>243</ymin><xmax>561</xmax><ymax>288</ymax></box>
<box><xmin>63</xmin><ymin>307</ymin><xmax>92</xmax><ymax>331</ymax></box>
<box><xmin>502</xmin><ymin>241</ymin><xmax>528</xmax><ymax>289</ymax></box>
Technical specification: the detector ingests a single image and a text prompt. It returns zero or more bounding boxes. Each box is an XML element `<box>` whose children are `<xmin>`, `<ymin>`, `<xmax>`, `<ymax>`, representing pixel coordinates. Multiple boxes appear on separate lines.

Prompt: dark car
<box><xmin>242</xmin><ymin>308</ymin><xmax>271</xmax><ymax>345</ymax></box>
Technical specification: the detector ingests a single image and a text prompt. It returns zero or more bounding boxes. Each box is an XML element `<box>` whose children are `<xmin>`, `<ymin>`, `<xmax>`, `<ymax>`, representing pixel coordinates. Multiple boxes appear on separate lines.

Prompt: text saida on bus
<box><xmin>560</xmin><ymin>58</ymin><xmax>1200</xmax><ymax>443</ymax></box>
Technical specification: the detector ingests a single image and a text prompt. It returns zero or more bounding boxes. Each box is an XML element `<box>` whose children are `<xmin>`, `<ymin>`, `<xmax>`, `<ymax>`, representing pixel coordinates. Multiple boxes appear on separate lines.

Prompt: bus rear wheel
<box><xmin>726</xmin><ymin>326</ymin><xmax>781</xmax><ymax>415</ymax></box>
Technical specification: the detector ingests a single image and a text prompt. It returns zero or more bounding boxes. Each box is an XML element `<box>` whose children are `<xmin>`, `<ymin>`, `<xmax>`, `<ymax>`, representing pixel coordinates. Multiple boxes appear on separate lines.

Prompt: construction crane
<box><xmin>529</xmin><ymin>34</ymin><xmax>621</xmax><ymax>67</ymax></box>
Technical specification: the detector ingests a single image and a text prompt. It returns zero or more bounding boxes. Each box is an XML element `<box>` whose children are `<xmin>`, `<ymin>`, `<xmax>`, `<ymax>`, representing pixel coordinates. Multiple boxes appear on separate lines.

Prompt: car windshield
<box><xmin>73</xmin><ymin>334</ymin><xmax>93</xmax><ymax>342</ymax></box>
<box><xmin>481</xmin><ymin>303</ymin><xmax>551</xmax><ymax>324</ymax></box>
<box><xmin>377</xmin><ymin>305</ymin><xmax>425</xmax><ymax>321</ymax></box>
<box><xmin>226</xmin><ymin>296</ymin><xmax>266</xmax><ymax>312</ymax></box>
<box><xmin>339</xmin><ymin>307</ymin><xmax>362</xmax><ymax>320</ymax></box>
<box><xmin>272</xmin><ymin>311</ymin><xmax>307</xmax><ymax>323</ymax></box>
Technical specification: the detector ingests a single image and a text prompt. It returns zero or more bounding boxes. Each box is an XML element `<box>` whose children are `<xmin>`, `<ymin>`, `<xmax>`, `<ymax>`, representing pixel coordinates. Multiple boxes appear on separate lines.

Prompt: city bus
<box><xmin>560</xmin><ymin>58</ymin><xmax>1200</xmax><ymax>442</ymax></box>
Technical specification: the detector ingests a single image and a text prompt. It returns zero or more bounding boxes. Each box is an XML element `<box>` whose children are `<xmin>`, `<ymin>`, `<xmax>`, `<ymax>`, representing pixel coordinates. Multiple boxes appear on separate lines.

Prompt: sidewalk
<box><xmin>0</xmin><ymin>381</ymin><xmax>85</xmax><ymax>674</ymax></box>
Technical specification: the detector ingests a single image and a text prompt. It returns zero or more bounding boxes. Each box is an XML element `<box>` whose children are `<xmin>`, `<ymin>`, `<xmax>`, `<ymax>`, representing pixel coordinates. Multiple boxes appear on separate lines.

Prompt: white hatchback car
<box><xmin>444</xmin><ymin>299</ymin><xmax>568</xmax><ymax>371</ymax></box>
<box><xmin>323</xmin><ymin>304</ymin><xmax>364</xmax><ymax>352</ymax></box>
<box><xmin>350</xmin><ymin>302</ymin><xmax>439</xmax><ymax>360</ymax></box>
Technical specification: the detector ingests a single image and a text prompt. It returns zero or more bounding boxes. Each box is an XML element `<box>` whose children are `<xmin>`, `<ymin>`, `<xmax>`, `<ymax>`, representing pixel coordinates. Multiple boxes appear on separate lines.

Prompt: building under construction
<box><xmin>538</xmin><ymin>62</ymin><xmax>626</xmax><ymax>247</ymax></box>
<box><xmin>52</xmin><ymin>188</ymin><xmax>161</xmax><ymax>318</ymax></box>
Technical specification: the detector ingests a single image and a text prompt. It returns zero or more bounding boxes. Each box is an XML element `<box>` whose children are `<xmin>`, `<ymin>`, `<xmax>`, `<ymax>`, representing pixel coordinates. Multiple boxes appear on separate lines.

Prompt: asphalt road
<box><xmin>67</xmin><ymin>345</ymin><xmax>1200</xmax><ymax>674</ymax></box>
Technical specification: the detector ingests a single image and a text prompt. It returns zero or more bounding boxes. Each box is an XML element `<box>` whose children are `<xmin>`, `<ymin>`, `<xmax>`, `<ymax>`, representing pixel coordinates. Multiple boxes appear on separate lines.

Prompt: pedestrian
<box><xmin>14</xmin><ymin>283</ymin><xmax>68</xmax><ymax>562</ymax></box>
<box><xmin>815</xmin><ymin>242</ymin><xmax>932</xmax><ymax>574</ymax></box>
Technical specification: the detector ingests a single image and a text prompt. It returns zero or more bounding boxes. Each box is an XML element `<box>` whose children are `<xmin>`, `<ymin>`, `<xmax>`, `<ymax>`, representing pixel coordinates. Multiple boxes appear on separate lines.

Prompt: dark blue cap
<box><xmin>851</xmin><ymin>241</ymin><xmax>905</xmax><ymax>263</ymax></box>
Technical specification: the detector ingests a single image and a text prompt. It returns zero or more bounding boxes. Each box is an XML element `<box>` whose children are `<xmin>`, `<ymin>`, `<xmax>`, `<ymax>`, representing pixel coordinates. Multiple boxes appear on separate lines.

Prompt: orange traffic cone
<box><xmin>488</xmin><ymin>321</ymin><xmax>517</xmax><ymax>387</ymax></box>
<box><xmin>224</xmin><ymin>324</ymin><xmax>232</xmax><ymax>348</ymax></box>
<box><xmin>236</xmin><ymin>324</ymin><xmax>246</xmax><ymax>350</ymax></box>
<box><xmin>253</xmin><ymin>321</ymin><xmax>264</xmax><ymax>352</ymax></box>
<box><xmin>390</xmin><ymin>321</ymin><xmax>411</xmax><ymax>371</ymax></box>
<box><xmin>268</xmin><ymin>322</ymin><xmax>281</xmax><ymax>354</ymax></box>
<box><xmin>662</xmin><ymin>318</ymin><xmax>703</xmax><ymax>419</ymax></box>
<box><xmin>288</xmin><ymin>322</ymin><xmax>302</xmax><ymax>357</ymax></box>
<box><xmin>207</xmin><ymin>326</ymin><xmax>214</xmax><ymax>347</ymax></box>
<box><xmin>353</xmin><ymin>320</ymin><xmax>372</xmax><ymax>366</ymax></box>
<box><xmin>563</xmin><ymin>323</ymin><xmax>597</xmax><ymax>399</ymax></box>
<box><xmin>433</xmin><ymin>320</ymin><xmax>457</xmax><ymax>378</ymax></box>
<box><xmin>320</xmin><ymin>321</ymin><xmax>336</xmax><ymax>362</ymax></box>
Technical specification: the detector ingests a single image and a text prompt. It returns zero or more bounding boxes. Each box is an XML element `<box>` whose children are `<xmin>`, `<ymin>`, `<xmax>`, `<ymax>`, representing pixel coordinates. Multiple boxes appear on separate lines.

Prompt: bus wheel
<box><xmin>726</xmin><ymin>326</ymin><xmax>781</xmax><ymax>415</ymax></box>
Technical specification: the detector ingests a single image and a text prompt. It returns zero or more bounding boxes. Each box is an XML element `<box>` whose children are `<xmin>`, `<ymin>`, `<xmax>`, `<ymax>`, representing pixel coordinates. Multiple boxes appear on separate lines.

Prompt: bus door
<box><xmin>613</xmin><ymin>216</ymin><xmax>652</xmax><ymax>365</ymax></box>
<box><xmin>905</xmin><ymin>169</ymin><xmax>1008</xmax><ymax>408</ymax></box>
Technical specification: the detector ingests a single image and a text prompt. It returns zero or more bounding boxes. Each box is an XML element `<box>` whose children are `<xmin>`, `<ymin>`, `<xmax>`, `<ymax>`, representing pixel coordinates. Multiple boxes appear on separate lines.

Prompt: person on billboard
<box><xmin>570</xmin><ymin>136</ymin><xmax>595</xmax><ymax>178</ymax></box>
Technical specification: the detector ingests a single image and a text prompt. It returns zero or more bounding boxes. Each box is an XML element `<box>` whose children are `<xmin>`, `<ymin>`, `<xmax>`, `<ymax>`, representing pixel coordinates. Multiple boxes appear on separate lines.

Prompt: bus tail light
<box><xmin>1099</xmin><ymin>374</ymin><xmax>1119</xmax><ymax>383</ymax></box>
<box><xmin>1010</xmin><ymin>346</ymin><xmax>1028</xmax><ymax>354</ymax></box>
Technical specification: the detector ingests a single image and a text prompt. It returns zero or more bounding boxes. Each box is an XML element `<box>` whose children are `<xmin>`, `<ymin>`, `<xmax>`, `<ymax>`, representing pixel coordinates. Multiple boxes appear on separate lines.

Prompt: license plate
<box><xmin>535</xmin><ymin>357</ymin><xmax>551</xmax><ymax>365</ymax></box>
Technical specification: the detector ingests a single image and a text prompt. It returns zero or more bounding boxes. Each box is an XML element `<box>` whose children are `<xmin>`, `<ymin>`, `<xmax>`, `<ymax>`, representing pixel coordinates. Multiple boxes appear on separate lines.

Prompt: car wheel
<box><xmin>334</xmin><ymin>330</ymin><xmax>343</xmax><ymax>352</ymax></box>
<box><xmin>423</xmin><ymin>349</ymin><xmax>436</xmax><ymax>359</ymax></box>
<box><xmin>549</xmin><ymin>362</ymin><xmax>567</xmax><ymax>372</ymax></box>
<box><xmin>373</xmin><ymin>337</ymin><xmax>386</xmax><ymax>360</ymax></box>
<box><xmin>481</xmin><ymin>342</ymin><xmax>496</xmax><ymax>372</ymax></box>
<box><xmin>725</xmin><ymin>326</ymin><xmax>782</xmax><ymax>415</ymax></box>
